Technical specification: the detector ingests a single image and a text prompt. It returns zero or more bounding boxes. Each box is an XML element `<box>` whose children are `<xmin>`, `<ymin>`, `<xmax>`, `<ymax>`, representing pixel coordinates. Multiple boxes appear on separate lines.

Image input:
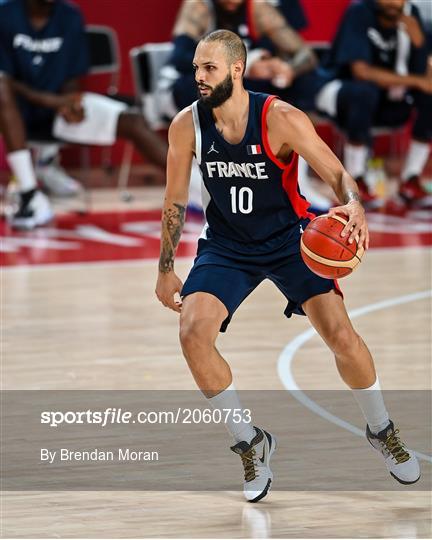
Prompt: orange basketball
<box><xmin>300</xmin><ymin>214</ymin><xmax>364</xmax><ymax>279</ymax></box>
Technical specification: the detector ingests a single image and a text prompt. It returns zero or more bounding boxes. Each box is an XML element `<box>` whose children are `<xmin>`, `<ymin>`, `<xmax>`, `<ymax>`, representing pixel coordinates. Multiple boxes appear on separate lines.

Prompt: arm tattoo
<box><xmin>343</xmin><ymin>190</ymin><xmax>361</xmax><ymax>204</ymax></box>
<box><xmin>254</xmin><ymin>2</ymin><xmax>301</xmax><ymax>53</ymax></box>
<box><xmin>159</xmin><ymin>203</ymin><xmax>186</xmax><ymax>273</ymax></box>
<box><xmin>174</xmin><ymin>1</ymin><xmax>208</xmax><ymax>38</ymax></box>
<box><xmin>185</xmin><ymin>13</ymin><xmax>206</xmax><ymax>32</ymax></box>
<box><xmin>253</xmin><ymin>2</ymin><xmax>316</xmax><ymax>76</ymax></box>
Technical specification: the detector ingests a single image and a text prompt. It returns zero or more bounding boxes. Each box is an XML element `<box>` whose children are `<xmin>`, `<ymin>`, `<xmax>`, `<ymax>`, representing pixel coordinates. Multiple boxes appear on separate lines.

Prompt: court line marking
<box><xmin>277</xmin><ymin>289</ymin><xmax>432</xmax><ymax>463</ymax></box>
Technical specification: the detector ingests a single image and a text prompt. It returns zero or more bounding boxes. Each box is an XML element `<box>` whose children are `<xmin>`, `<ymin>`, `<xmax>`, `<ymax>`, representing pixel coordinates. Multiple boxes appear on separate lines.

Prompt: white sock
<box><xmin>401</xmin><ymin>140</ymin><xmax>431</xmax><ymax>181</ymax></box>
<box><xmin>207</xmin><ymin>383</ymin><xmax>256</xmax><ymax>443</ymax></box>
<box><xmin>6</xmin><ymin>149</ymin><xmax>37</xmax><ymax>192</ymax></box>
<box><xmin>351</xmin><ymin>376</ymin><xmax>390</xmax><ymax>435</ymax></box>
<box><xmin>344</xmin><ymin>144</ymin><xmax>369</xmax><ymax>179</ymax></box>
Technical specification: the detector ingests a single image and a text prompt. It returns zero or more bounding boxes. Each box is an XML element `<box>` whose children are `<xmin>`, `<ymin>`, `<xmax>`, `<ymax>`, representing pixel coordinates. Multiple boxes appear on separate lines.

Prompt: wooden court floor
<box><xmin>1</xmin><ymin>187</ymin><xmax>431</xmax><ymax>538</ymax></box>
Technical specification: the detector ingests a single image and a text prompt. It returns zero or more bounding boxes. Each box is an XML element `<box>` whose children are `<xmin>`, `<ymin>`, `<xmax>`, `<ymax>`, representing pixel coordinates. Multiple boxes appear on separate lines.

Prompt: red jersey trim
<box><xmin>246</xmin><ymin>0</ymin><xmax>259</xmax><ymax>43</ymax></box>
<box><xmin>261</xmin><ymin>95</ymin><xmax>286</xmax><ymax>170</ymax></box>
<box><xmin>261</xmin><ymin>95</ymin><xmax>313</xmax><ymax>219</ymax></box>
<box><xmin>281</xmin><ymin>160</ymin><xmax>313</xmax><ymax>219</ymax></box>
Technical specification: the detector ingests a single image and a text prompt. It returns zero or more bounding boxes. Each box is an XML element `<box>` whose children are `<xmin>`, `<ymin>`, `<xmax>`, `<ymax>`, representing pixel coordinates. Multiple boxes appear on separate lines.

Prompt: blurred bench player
<box><xmin>315</xmin><ymin>0</ymin><xmax>432</xmax><ymax>212</ymax></box>
<box><xmin>0</xmin><ymin>0</ymin><xmax>167</xmax><ymax>229</ymax></box>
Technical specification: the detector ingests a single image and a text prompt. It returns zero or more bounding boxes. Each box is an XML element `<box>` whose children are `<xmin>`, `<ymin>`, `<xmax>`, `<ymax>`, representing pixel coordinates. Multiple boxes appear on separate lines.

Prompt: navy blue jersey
<box><xmin>321</xmin><ymin>0</ymin><xmax>428</xmax><ymax>80</ymax></box>
<box><xmin>0</xmin><ymin>0</ymin><xmax>89</xmax><ymax>91</ymax></box>
<box><xmin>191</xmin><ymin>91</ymin><xmax>312</xmax><ymax>254</ymax></box>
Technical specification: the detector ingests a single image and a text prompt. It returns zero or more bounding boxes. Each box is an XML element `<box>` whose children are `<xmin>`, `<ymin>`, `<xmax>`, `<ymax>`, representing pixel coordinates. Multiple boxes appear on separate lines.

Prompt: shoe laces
<box><xmin>382</xmin><ymin>429</ymin><xmax>410</xmax><ymax>464</ymax></box>
<box><xmin>239</xmin><ymin>448</ymin><xmax>259</xmax><ymax>482</ymax></box>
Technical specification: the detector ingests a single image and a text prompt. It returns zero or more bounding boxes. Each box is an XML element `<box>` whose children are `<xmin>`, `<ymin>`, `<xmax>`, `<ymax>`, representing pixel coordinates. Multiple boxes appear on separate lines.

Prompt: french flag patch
<box><xmin>247</xmin><ymin>144</ymin><xmax>262</xmax><ymax>155</ymax></box>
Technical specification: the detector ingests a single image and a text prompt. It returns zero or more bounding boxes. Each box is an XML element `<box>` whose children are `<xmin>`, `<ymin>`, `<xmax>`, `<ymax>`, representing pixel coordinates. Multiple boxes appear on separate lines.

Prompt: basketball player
<box><xmin>156</xmin><ymin>30</ymin><xmax>420</xmax><ymax>502</ymax></box>
<box><xmin>0</xmin><ymin>0</ymin><xmax>167</xmax><ymax>229</ymax></box>
<box><xmin>161</xmin><ymin>0</ymin><xmax>331</xmax><ymax>214</ymax></box>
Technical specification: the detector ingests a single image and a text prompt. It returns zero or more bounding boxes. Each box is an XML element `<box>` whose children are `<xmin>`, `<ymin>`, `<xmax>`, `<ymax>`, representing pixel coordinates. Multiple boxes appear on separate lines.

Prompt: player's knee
<box><xmin>179</xmin><ymin>319</ymin><xmax>214</xmax><ymax>357</ymax></box>
<box><xmin>328</xmin><ymin>326</ymin><xmax>361</xmax><ymax>356</ymax></box>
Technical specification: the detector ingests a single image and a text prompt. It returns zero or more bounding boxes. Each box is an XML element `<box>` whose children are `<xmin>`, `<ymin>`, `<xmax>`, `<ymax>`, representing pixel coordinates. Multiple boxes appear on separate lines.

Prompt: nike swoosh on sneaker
<box><xmin>259</xmin><ymin>444</ymin><xmax>266</xmax><ymax>464</ymax></box>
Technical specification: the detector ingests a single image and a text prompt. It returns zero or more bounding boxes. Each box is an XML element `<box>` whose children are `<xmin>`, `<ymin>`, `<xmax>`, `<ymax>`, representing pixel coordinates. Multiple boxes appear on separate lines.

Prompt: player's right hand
<box><xmin>155</xmin><ymin>271</ymin><xmax>184</xmax><ymax>313</ymax></box>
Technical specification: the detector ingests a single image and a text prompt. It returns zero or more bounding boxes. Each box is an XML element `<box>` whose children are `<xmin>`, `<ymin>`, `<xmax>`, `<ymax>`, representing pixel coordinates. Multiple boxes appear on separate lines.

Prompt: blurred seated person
<box><xmin>0</xmin><ymin>0</ymin><xmax>167</xmax><ymax>230</ymax></box>
<box><xmin>161</xmin><ymin>0</ymin><xmax>320</xmax><ymax>115</ymax></box>
<box><xmin>315</xmin><ymin>0</ymin><xmax>432</xmax><ymax>211</ymax></box>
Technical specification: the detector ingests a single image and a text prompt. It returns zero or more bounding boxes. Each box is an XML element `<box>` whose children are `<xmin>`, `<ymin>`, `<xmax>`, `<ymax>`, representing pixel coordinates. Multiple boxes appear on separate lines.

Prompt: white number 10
<box><xmin>230</xmin><ymin>186</ymin><xmax>253</xmax><ymax>214</ymax></box>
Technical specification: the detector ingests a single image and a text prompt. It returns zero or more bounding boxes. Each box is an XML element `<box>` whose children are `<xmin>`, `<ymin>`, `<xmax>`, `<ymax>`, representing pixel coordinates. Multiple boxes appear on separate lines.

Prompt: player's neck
<box><xmin>211</xmin><ymin>87</ymin><xmax>249</xmax><ymax>128</ymax></box>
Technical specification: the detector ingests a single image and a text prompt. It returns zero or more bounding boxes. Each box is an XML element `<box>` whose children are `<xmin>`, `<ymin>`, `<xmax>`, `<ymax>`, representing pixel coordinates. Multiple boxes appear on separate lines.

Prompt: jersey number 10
<box><xmin>230</xmin><ymin>186</ymin><xmax>253</xmax><ymax>214</ymax></box>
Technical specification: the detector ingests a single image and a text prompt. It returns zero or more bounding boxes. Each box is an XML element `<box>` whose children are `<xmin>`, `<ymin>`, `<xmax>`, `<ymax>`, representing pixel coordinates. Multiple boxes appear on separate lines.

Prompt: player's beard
<box><xmin>198</xmin><ymin>73</ymin><xmax>234</xmax><ymax>109</ymax></box>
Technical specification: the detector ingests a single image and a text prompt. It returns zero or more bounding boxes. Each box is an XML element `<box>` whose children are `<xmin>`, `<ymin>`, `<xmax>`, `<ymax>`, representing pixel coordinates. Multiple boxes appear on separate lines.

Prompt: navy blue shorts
<box><xmin>181</xmin><ymin>220</ymin><xmax>342</xmax><ymax>332</ymax></box>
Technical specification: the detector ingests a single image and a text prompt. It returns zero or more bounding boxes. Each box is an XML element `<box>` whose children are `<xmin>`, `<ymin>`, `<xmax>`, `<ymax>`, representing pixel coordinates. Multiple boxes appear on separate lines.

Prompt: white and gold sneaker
<box><xmin>231</xmin><ymin>427</ymin><xmax>277</xmax><ymax>503</ymax></box>
<box><xmin>366</xmin><ymin>420</ymin><xmax>420</xmax><ymax>485</ymax></box>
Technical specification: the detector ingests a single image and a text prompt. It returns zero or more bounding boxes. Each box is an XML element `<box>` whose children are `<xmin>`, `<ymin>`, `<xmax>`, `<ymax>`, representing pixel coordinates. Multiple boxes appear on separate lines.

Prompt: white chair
<box><xmin>129</xmin><ymin>42</ymin><xmax>174</xmax><ymax>130</ymax></box>
<box><xmin>116</xmin><ymin>42</ymin><xmax>174</xmax><ymax>199</ymax></box>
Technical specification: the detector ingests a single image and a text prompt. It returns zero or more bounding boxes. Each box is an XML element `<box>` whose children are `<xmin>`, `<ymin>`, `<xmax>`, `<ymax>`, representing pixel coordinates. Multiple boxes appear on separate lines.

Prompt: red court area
<box><xmin>1</xmin><ymin>209</ymin><xmax>431</xmax><ymax>267</ymax></box>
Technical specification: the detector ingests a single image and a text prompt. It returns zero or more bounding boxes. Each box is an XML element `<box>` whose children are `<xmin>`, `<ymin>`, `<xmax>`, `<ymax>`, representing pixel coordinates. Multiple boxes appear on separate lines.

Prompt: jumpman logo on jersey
<box><xmin>207</xmin><ymin>141</ymin><xmax>219</xmax><ymax>154</ymax></box>
<box><xmin>299</xmin><ymin>224</ymin><xmax>304</xmax><ymax>234</ymax></box>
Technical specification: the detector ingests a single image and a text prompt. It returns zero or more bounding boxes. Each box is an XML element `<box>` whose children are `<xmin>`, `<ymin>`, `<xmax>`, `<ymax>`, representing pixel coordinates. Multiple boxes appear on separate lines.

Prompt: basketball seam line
<box><xmin>300</xmin><ymin>239</ymin><xmax>358</xmax><ymax>270</ymax></box>
<box><xmin>305</xmin><ymin>253</ymin><xmax>357</xmax><ymax>272</ymax></box>
<box><xmin>305</xmin><ymin>227</ymin><xmax>360</xmax><ymax>261</ymax></box>
<box><xmin>302</xmin><ymin>242</ymin><xmax>356</xmax><ymax>264</ymax></box>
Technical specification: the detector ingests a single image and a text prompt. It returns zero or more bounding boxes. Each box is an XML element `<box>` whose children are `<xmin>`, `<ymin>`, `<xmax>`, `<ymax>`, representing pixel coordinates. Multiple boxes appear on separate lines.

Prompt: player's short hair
<box><xmin>201</xmin><ymin>30</ymin><xmax>247</xmax><ymax>74</ymax></box>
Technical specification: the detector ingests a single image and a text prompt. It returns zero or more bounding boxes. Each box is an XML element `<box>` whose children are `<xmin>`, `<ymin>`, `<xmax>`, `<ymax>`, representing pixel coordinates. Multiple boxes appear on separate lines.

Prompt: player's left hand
<box><xmin>327</xmin><ymin>200</ymin><xmax>369</xmax><ymax>250</ymax></box>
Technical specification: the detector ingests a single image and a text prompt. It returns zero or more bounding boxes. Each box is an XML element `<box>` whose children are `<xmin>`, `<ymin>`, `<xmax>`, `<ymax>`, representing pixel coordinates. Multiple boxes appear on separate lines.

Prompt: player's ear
<box><xmin>232</xmin><ymin>60</ymin><xmax>243</xmax><ymax>79</ymax></box>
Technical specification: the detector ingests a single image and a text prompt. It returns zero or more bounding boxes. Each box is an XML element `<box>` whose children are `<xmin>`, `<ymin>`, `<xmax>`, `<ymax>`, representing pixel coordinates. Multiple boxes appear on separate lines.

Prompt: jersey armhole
<box><xmin>261</xmin><ymin>95</ymin><xmax>296</xmax><ymax>171</ymax></box>
<box><xmin>191</xmin><ymin>101</ymin><xmax>202</xmax><ymax>165</ymax></box>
